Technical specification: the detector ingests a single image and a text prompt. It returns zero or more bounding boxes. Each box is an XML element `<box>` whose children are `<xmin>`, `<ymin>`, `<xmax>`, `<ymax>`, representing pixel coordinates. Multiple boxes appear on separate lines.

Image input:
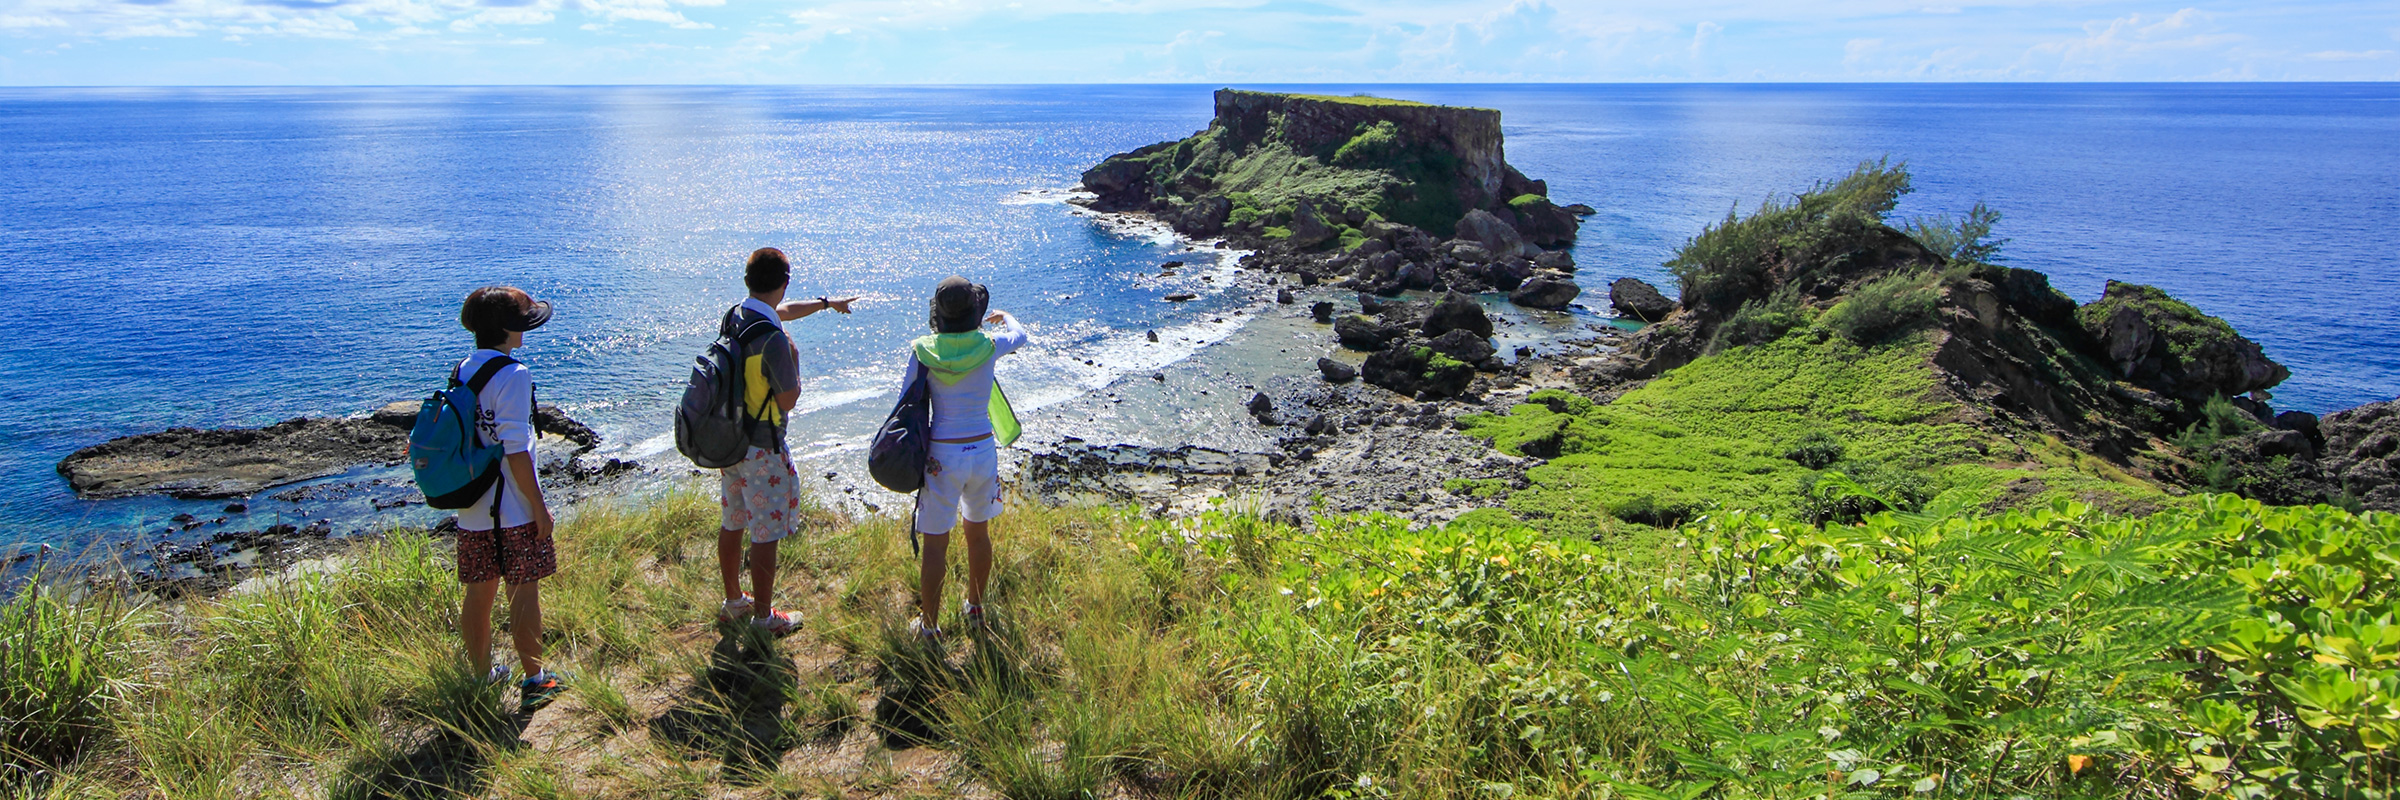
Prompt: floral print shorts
<box><xmin>721</xmin><ymin>445</ymin><xmax>802</xmax><ymax>544</ymax></box>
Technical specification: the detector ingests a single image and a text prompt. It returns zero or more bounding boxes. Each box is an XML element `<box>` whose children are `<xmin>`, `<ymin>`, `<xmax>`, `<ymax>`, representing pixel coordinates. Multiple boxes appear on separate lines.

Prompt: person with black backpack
<box><xmin>451</xmin><ymin>286</ymin><xmax>567</xmax><ymax>713</ymax></box>
<box><xmin>706</xmin><ymin>247</ymin><xmax>856</xmax><ymax>637</ymax></box>
<box><xmin>902</xmin><ymin>276</ymin><xmax>1028</xmax><ymax>641</ymax></box>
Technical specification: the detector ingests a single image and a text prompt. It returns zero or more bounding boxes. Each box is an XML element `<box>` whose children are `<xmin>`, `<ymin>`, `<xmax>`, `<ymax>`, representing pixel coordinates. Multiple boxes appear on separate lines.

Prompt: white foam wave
<box><xmin>999</xmin><ymin>187</ymin><xmax>1095</xmax><ymax>206</ymax></box>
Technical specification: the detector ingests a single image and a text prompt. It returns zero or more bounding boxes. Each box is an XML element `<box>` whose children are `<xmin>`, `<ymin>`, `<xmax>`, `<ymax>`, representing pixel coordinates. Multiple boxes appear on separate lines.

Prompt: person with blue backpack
<box><xmin>447</xmin><ymin>285</ymin><xmax>565</xmax><ymax>712</ymax></box>
<box><xmin>904</xmin><ymin>276</ymin><xmax>1027</xmax><ymax>641</ymax></box>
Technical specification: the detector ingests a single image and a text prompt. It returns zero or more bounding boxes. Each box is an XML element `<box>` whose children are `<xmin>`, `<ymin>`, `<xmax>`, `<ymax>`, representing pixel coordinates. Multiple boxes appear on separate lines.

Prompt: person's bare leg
<box><xmin>962</xmin><ymin>519</ymin><xmax>992</xmax><ymax>607</ymax></box>
<box><xmin>463</xmin><ymin>579</ymin><xmax>498</xmax><ymax>676</ymax></box>
<box><xmin>718</xmin><ymin>527</ymin><xmax>747</xmax><ymax>602</ymax></box>
<box><xmin>507</xmin><ymin>581</ymin><xmax>546</xmax><ymax>675</ymax></box>
<box><xmin>918</xmin><ymin>532</ymin><xmax>949</xmax><ymax>627</ymax></box>
<box><xmin>748</xmin><ymin>540</ymin><xmax>779</xmax><ymax>617</ymax></box>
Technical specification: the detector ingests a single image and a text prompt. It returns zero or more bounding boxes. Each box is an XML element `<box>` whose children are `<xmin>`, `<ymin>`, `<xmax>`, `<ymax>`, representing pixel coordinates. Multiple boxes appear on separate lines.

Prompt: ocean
<box><xmin>3</xmin><ymin>83</ymin><xmax>2394</xmax><ymax>550</ymax></box>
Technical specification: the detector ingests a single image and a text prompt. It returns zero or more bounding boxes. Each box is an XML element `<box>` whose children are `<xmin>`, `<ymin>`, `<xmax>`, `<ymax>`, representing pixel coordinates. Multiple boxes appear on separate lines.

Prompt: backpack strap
<box><xmin>464</xmin><ymin>355</ymin><xmax>519</xmax><ymax>394</ymax></box>
<box><xmin>728</xmin><ymin>305</ymin><xmax>785</xmax><ymax>447</ymax></box>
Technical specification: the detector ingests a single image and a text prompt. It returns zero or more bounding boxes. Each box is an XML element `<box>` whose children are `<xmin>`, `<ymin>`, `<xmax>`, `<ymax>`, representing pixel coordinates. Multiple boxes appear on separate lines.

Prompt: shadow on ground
<box><xmin>870</xmin><ymin>619</ymin><xmax>1042</xmax><ymax>750</ymax></box>
<box><xmin>650</xmin><ymin>626</ymin><xmax>803</xmax><ymax>783</ymax></box>
<box><xmin>332</xmin><ymin>715</ymin><xmax>531</xmax><ymax>800</ymax></box>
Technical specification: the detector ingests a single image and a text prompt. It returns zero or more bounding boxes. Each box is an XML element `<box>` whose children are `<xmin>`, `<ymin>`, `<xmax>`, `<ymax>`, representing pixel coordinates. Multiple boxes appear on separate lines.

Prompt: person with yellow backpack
<box><xmin>903</xmin><ymin>276</ymin><xmax>1026</xmax><ymax>641</ymax></box>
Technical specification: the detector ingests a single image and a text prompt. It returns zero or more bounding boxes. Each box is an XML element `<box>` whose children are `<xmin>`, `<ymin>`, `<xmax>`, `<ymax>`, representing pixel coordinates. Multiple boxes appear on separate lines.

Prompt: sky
<box><xmin>0</xmin><ymin>1</ymin><xmax>2394</xmax><ymax>85</ymax></box>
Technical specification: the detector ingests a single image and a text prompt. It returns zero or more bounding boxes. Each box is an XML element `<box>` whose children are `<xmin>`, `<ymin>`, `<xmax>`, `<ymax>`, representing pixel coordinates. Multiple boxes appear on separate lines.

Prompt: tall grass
<box><xmin>11</xmin><ymin>479</ymin><xmax>2391</xmax><ymax>797</ymax></box>
<box><xmin>2</xmin><ymin>583</ymin><xmax>128</xmax><ymax>788</ymax></box>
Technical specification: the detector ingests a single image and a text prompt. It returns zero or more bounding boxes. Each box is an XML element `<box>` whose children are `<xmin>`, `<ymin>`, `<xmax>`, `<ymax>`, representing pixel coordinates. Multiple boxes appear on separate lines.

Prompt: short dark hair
<box><xmin>745</xmin><ymin>248</ymin><xmax>791</xmax><ymax>294</ymax></box>
<box><xmin>460</xmin><ymin>286</ymin><xmax>526</xmax><ymax>348</ymax></box>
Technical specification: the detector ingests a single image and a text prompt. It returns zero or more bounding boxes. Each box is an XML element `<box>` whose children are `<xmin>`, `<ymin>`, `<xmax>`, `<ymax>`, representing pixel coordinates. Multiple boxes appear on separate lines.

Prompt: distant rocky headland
<box><xmin>1066</xmin><ymin>90</ymin><xmax>2397</xmax><ymax>526</ymax></box>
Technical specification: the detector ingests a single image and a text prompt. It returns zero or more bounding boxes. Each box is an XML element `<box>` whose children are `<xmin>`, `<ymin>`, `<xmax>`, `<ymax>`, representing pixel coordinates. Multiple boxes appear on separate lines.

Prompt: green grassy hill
<box><xmin>8</xmin><ymin>488</ymin><xmax>2393</xmax><ymax>798</ymax></box>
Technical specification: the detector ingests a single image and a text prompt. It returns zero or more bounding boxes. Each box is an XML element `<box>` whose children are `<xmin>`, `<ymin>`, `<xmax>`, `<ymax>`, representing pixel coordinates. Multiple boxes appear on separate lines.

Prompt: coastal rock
<box><xmin>57</xmin><ymin>417</ymin><xmax>409</xmax><ymax>500</ymax></box>
<box><xmin>1509</xmin><ymin>278</ymin><xmax>1581</xmax><ymax>310</ymax></box>
<box><xmin>1310</xmin><ymin>301</ymin><xmax>1335</xmax><ymax>323</ymax></box>
<box><xmin>1078</xmin><ymin>141</ymin><xmax>1168</xmax><ymax>199</ymax></box>
<box><xmin>1178</xmin><ymin>195</ymin><xmax>1233</xmax><ymax>237</ymax></box>
<box><xmin>1165</xmin><ymin>292</ymin><xmax>1198</xmax><ymax>302</ymax></box>
<box><xmin>2321</xmin><ymin>399</ymin><xmax>2400</xmax><ymax>512</ymax></box>
<box><xmin>1426</xmin><ymin>329</ymin><xmax>1498</xmax><ymax>365</ymax></box>
<box><xmin>1247</xmin><ymin>392</ymin><xmax>1277</xmax><ymax>423</ymax></box>
<box><xmin>1608</xmin><ymin>277</ymin><xmax>1676</xmax><ymax>322</ymax></box>
<box><xmin>1361</xmin><ymin>341</ymin><xmax>1475</xmax><ymax>399</ymax></box>
<box><xmin>2276</xmin><ymin>410</ymin><xmax>2322</xmax><ymax>440</ymax></box>
<box><xmin>1334</xmin><ymin>315</ymin><xmax>1403</xmax><ymax>351</ymax></box>
<box><xmin>1533</xmin><ymin>250</ymin><xmax>1575</xmax><ymax>273</ymax></box>
<box><xmin>1563</xmin><ymin>203</ymin><xmax>1597</xmax><ymax>216</ymax></box>
<box><xmin>2077</xmin><ymin>281</ymin><xmax>2289</xmax><ymax>406</ymax></box>
<box><xmin>57</xmin><ymin>402</ymin><xmax>602</xmax><ymax>502</ymax></box>
<box><xmin>1287</xmin><ymin>199</ymin><xmax>1338</xmax><ymax>248</ymax></box>
<box><xmin>1421</xmin><ymin>291</ymin><xmax>1493</xmax><ymax>339</ymax></box>
<box><xmin>533</xmin><ymin>404</ymin><xmax>601</xmax><ymax>451</ymax></box>
<box><xmin>1317</xmin><ymin>358</ymin><xmax>1358</xmax><ymax>384</ymax></box>
<box><xmin>1361</xmin><ymin>219</ymin><xmax>1417</xmax><ymax>243</ymax></box>
<box><xmin>1507</xmin><ymin>195</ymin><xmax>1579</xmax><ymax>247</ymax></box>
<box><xmin>372</xmin><ymin>401</ymin><xmax>418</xmax><ymax>429</ymax></box>
<box><xmin>1276</xmin><ymin>288</ymin><xmax>1296</xmax><ymax>305</ymax></box>
<box><xmin>1482</xmin><ymin>259</ymin><xmax>1532</xmax><ymax>292</ymax></box>
<box><xmin>1443</xmin><ymin>241</ymin><xmax>1493</xmax><ymax>264</ymax></box>
<box><xmin>1455</xmin><ymin>209</ymin><xmax>1533</xmax><ymax>260</ymax></box>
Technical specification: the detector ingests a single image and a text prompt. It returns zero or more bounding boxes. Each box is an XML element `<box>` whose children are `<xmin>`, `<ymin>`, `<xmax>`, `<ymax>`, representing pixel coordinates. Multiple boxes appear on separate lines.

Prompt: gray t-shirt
<box><xmin>734</xmin><ymin>300</ymin><xmax>800</xmax><ymax>449</ymax></box>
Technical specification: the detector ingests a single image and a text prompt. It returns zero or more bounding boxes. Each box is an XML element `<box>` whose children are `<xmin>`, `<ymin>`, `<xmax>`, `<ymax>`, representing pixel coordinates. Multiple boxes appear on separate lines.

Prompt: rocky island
<box><xmin>1061</xmin><ymin>92</ymin><xmax>2397</xmax><ymax>531</ymax></box>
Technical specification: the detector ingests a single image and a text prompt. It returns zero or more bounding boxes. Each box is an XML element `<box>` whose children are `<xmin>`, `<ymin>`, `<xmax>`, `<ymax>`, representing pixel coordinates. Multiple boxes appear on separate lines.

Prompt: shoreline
<box><xmin>16</xmin><ymin>187</ymin><xmax>1637</xmax><ymax>598</ymax></box>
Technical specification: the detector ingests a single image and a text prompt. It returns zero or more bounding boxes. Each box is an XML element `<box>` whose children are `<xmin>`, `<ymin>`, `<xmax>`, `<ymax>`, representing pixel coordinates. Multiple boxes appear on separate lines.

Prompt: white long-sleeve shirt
<box><xmin>453</xmin><ymin>348</ymin><xmax>538</xmax><ymax>531</ymax></box>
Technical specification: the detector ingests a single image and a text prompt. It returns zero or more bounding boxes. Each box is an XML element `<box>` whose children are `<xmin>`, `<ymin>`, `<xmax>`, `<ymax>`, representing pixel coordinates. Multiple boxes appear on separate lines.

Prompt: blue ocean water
<box><xmin>2</xmin><ymin>84</ymin><xmax>2395</xmax><ymax>549</ymax></box>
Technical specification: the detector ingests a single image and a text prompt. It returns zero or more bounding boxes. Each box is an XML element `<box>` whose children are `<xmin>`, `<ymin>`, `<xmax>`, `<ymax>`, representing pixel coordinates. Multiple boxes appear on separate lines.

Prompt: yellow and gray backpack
<box><xmin>675</xmin><ymin>306</ymin><xmax>780</xmax><ymax>469</ymax></box>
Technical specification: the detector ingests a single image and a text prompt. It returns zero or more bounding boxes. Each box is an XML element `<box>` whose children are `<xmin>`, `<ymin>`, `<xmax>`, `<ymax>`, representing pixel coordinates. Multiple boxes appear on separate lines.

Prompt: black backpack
<box><xmin>675</xmin><ymin>307</ymin><xmax>780</xmax><ymax>469</ymax></box>
<box><xmin>867</xmin><ymin>361</ymin><xmax>932</xmax><ymax>493</ymax></box>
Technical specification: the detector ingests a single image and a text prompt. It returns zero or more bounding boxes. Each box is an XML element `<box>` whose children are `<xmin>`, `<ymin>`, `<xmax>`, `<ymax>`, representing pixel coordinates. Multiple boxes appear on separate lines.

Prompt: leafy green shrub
<box><xmin>1260</xmin><ymin>226</ymin><xmax>1292</xmax><ymax>240</ymax></box>
<box><xmin>1705</xmin><ymin>283</ymin><xmax>1806</xmax><ymax>352</ymax></box>
<box><xmin>1802</xmin><ymin>459</ymin><xmax>1939</xmax><ymax>522</ymax></box>
<box><xmin>1903</xmin><ymin>200</ymin><xmax>2007</xmax><ymax>263</ymax></box>
<box><xmin>2175</xmin><ymin>393</ymin><xmax>2265</xmax><ymax>452</ymax></box>
<box><xmin>1331</xmin><ymin>120</ymin><xmax>1401</xmax><ymax>167</ymax></box>
<box><xmin>1821</xmin><ymin>270</ymin><xmax>1940</xmax><ymax>344</ymax></box>
<box><xmin>2</xmin><ymin>588</ymin><xmax>125</xmax><ymax>782</ymax></box>
<box><xmin>1782</xmin><ymin>431</ymin><xmax>1845</xmax><ymax>469</ymax></box>
<box><xmin>1336</xmin><ymin>226</ymin><xmax>1366</xmax><ymax>251</ymax></box>
<box><xmin>1607</xmin><ymin>493</ymin><xmax>1700</xmax><ymax>528</ymax></box>
<box><xmin>1667</xmin><ymin>159</ymin><xmax>1912</xmax><ymax>314</ymax></box>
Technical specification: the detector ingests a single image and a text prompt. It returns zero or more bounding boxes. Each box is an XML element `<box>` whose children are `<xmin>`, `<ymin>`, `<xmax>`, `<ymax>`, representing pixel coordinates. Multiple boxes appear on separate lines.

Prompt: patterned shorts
<box><xmin>721</xmin><ymin>445</ymin><xmax>801</xmax><ymax>544</ymax></box>
<box><xmin>456</xmin><ymin>523</ymin><xmax>557</xmax><ymax>585</ymax></box>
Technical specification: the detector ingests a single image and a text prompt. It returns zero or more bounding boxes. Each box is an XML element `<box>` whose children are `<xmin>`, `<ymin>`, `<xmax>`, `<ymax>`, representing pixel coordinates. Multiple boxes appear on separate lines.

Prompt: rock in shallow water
<box><xmin>1608</xmin><ymin>277</ymin><xmax>1676</xmax><ymax>322</ymax></box>
<box><xmin>1317</xmin><ymin>358</ymin><xmax>1358</xmax><ymax>384</ymax></box>
<box><xmin>1421</xmin><ymin>291</ymin><xmax>1493</xmax><ymax>339</ymax></box>
<box><xmin>1509</xmin><ymin>278</ymin><xmax>1581</xmax><ymax>310</ymax></box>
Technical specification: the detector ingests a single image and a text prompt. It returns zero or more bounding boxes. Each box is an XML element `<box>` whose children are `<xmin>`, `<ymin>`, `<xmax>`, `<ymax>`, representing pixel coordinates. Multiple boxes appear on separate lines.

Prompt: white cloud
<box><xmin>1690</xmin><ymin>19</ymin><xmax>1720</xmax><ymax>60</ymax></box>
<box><xmin>2302</xmin><ymin>49</ymin><xmax>2393</xmax><ymax>61</ymax></box>
<box><xmin>1843</xmin><ymin>36</ymin><xmax>1882</xmax><ymax>69</ymax></box>
<box><xmin>0</xmin><ymin>15</ymin><xmax>68</xmax><ymax>30</ymax></box>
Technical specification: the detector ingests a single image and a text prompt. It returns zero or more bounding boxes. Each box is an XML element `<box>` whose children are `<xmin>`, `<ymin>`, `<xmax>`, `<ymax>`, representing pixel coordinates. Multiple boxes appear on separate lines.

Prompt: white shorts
<box><xmin>914</xmin><ymin>439</ymin><xmax>1002</xmax><ymax>535</ymax></box>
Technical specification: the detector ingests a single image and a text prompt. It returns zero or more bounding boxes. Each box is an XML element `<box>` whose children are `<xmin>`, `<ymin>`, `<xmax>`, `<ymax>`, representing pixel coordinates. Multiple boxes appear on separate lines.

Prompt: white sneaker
<box><xmin>961</xmin><ymin>600</ymin><xmax>987</xmax><ymax>631</ymax></box>
<box><xmin>908</xmin><ymin>615</ymin><xmax>943</xmax><ymax>643</ymax></box>
<box><xmin>486</xmin><ymin>663</ymin><xmax>512</xmax><ymax>685</ymax></box>
<box><xmin>718</xmin><ymin>593</ymin><xmax>754</xmax><ymax>622</ymax></box>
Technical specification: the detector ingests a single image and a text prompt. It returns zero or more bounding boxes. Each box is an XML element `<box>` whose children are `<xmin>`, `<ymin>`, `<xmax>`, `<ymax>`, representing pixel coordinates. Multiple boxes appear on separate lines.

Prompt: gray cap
<box><xmin>930</xmin><ymin>276</ymin><xmax>987</xmax><ymax>326</ymax></box>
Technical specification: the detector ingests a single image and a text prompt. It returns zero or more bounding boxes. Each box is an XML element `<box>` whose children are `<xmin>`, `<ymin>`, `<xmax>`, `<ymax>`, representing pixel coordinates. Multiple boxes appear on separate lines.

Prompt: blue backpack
<box><xmin>410</xmin><ymin>356</ymin><xmax>518</xmax><ymax>512</ymax></box>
